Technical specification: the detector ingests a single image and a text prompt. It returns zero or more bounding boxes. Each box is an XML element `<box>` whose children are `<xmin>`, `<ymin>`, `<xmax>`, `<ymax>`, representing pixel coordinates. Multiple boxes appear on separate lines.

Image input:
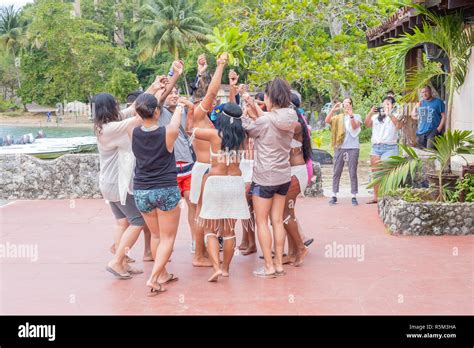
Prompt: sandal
<box><xmin>366</xmin><ymin>199</ymin><xmax>378</xmax><ymax>204</ymax></box>
<box><xmin>275</xmin><ymin>270</ymin><xmax>286</xmax><ymax>277</ymax></box>
<box><xmin>106</xmin><ymin>266</ymin><xmax>132</xmax><ymax>280</ymax></box>
<box><xmin>147</xmin><ymin>282</ymin><xmax>166</xmax><ymax>297</ymax></box>
<box><xmin>160</xmin><ymin>274</ymin><xmax>179</xmax><ymax>285</ymax></box>
<box><xmin>253</xmin><ymin>267</ymin><xmax>276</xmax><ymax>279</ymax></box>
<box><xmin>303</xmin><ymin>238</ymin><xmax>314</xmax><ymax>247</ymax></box>
<box><xmin>126</xmin><ymin>266</ymin><xmax>143</xmax><ymax>275</ymax></box>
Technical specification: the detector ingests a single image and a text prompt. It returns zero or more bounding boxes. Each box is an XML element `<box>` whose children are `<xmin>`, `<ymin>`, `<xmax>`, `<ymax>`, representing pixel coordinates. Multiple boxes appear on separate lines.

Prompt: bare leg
<box><xmin>111</xmin><ymin>218</ymin><xmax>128</xmax><ymax>254</ymax></box>
<box><xmin>142</xmin><ymin>225</ymin><xmax>153</xmax><ymax>261</ymax></box>
<box><xmin>253</xmin><ymin>195</ymin><xmax>275</xmax><ymax>275</ymax></box>
<box><xmin>144</xmin><ymin>205</ymin><xmax>180</xmax><ymax>291</ymax></box>
<box><xmin>270</xmin><ymin>193</ymin><xmax>287</xmax><ymax>273</ymax></box>
<box><xmin>242</xmin><ymin>186</ymin><xmax>257</xmax><ymax>255</ymax></box>
<box><xmin>205</xmin><ymin>230</ymin><xmax>222</xmax><ymax>282</ymax></box>
<box><xmin>221</xmin><ymin>219</ymin><xmax>236</xmax><ymax>277</ymax></box>
<box><xmin>107</xmin><ymin>223</ymin><xmax>142</xmax><ymax>274</ymax></box>
<box><xmin>370</xmin><ymin>155</ymin><xmax>381</xmax><ymax>202</ymax></box>
<box><xmin>192</xmin><ymin>180</ymin><xmax>212</xmax><ymax>267</ymax></box>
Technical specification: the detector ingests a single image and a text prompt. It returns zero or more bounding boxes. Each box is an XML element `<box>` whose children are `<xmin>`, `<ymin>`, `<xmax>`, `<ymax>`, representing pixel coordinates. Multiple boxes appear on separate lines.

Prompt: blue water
<box><xmin>0</xmin><ymin>125</ymin><xmax>94</xmax><ymax>139</ymax></box>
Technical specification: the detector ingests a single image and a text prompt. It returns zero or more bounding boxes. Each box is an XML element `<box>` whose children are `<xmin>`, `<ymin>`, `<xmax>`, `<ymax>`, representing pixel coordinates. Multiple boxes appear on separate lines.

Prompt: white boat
<box><xmin>0</xmin><ymin>136</ymin><xmax>97</xmax><ymax>159</ymax></box>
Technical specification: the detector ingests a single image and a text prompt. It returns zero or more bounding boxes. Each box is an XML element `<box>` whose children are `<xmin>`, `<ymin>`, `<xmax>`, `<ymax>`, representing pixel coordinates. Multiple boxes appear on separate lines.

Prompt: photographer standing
<box><xmin>365</xmin><ymin>96</ymin><xmax>402</xmax><ymax>204</ymax></box>
<box><xmin>325</xmin><ymin>98</ymin><xmax>362</xmax><ymax>206</ymax></box>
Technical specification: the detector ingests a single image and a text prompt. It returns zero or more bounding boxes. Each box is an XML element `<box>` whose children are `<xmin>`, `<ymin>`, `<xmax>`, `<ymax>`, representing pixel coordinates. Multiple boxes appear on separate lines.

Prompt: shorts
<box><xmin>109</xmin><ymin>193</ymin><xmax>145</xmax><ymax>226</ymax></box>
<box><xmin>133</xmin><ymin>186</ymin><xmax>181</xmax><ymax>213</ymax></box>
<box><xmin>177</xmin><ymin>173</ymin><xmax>192</xmax><ymax>196</ymax></box>
<box><xmin>371</xmin><ymin>143</ymin><xmax>399</xmax><ymax>160</ymax></box>
<box><xmin>249</xmin><ymin>181</ymin><xmax>291</xmax><ymax>199</ymax></box>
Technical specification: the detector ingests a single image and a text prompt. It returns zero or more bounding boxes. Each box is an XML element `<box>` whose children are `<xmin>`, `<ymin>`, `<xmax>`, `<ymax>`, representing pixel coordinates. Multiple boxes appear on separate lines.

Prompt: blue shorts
<box><xmin>371</xmin><ymin>143</ymin><xmax>399</xmax><ymax>160</ymax></box>
<box><xmin>250</xmin><ymin>181</ymin><xmax>291</xmax><ymax>199</ymax></box>
<box><xmin>133</xmin><ymin>186</ymin><xmax>181</xmax><ymax>213</ymax></box>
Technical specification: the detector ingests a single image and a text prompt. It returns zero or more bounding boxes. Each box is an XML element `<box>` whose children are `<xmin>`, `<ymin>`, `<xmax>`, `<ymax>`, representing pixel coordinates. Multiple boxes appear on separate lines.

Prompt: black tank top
<box><xmin>132</xmin><ymin>126</ymin><xmax>177</xmax><ymax>190</ymax></box>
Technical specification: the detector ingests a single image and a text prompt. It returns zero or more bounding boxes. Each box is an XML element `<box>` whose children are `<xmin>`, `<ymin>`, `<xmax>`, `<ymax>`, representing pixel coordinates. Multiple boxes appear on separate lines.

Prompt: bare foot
<box><xmin>282</xmin><ymin>255</ymin><xmax>296</xmax><ymax>265</ymax></box>
<box><xmin>143</xmin><ymin>251</ymin><xmax>153</xmax><ymax>262</ymax></box>
<box><xmin>242</xmin><ymin>246</ymin><xmax>257</xmax><ymax>256</ymax></box>
<box><xmin>146</xmin><ymin>280</ymin><xmax>166</xmax><ymax>296</ymax></box>
<box><xmin>107</xmin><ymin>260</ymin><xmax>128</xmax><ymax>275</ymax></box>
<box><xmin>208</xmin><ymin>269</ymin><xmax>222</xmax><ymax>282</ymax></box>
<box><xmin>292</xmin><ymin>248</ymin><xmax>309</xmax><ymax>267</ymax></box>
<box><xmin>221</xmin><ymin>268</ymin><xmax>229</xmax><ymax>277</ymax></box>
<box><xmin>193</xmin><ymin>257</ymin><xmax>212</xmax><ymax>267</ymax></box>
<box><xmin>125</xmin><ymin>255</ymin><xmax>135</xmax><ymax>263</ymax></box>
<box><xmin>238</xmin><ymin>242</ymin><xmax>249</xmax><ymax>251</ymax></box>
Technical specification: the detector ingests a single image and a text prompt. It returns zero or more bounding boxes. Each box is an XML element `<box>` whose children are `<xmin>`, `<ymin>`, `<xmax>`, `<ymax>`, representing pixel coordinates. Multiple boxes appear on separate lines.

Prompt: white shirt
<box><xmin>371</xmin><ymin>114</ymin><xmax>398</xmax><ymax>145</ymax></box>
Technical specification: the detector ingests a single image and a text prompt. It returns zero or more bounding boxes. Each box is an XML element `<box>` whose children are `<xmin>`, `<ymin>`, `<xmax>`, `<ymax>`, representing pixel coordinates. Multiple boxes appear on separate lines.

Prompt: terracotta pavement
<box><xmin>0</xmin><ymin>197</ymin><xmax>472</xmax><ymax>315</ymax></box>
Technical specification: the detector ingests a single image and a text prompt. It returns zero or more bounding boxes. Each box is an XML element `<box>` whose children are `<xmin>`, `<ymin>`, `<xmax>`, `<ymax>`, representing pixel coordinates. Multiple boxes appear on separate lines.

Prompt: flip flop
<box><xmin>125</xmin><ymin>255</ymin><xmax>135</xmax><ymax>263</ymax></box>
<box><xmin>275</xmin><ymin>270</ymin><xmax>286</xmax><ymax>277</ymax></box>
<box><xmin>160</xmin><ymin>274</ymin><xmax>179</xmax><ymax>285</ymax></box>
<box><xmin>253</xmin><ymin>267</ymin><xmax>276</xmax><ymax>279</ymax></box>
<box><xmin>126</xmin><ymin>266</ymin><xmax>144</xmax><ymax>275</ymax></box>
<box><xmin>147</xmin><ymin>282</ymin><xmax>167</xmax><ymax>297</ymax></box>
<box><xmin>106</xmin><ymin>266</ymin><xmax>132</xmax><ymax>280</ymax></box>
<box><xmin>259</xmin><ymin>252</ymin><xmax>286</xmax><ymax>259</ymax></box>
<box><xmin>366</xmin><ymin>199</ymin><xmax>378</xmax><ymax>204</ymax></box>
<box><xmin>304</xmin><ymin>238</ymin><xmax>314</xmax><ymax>247</ymax></box>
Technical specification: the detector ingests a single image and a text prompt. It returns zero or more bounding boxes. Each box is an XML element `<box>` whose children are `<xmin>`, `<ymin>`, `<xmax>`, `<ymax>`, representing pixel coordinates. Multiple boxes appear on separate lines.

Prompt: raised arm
<box><xmin>158</xmin><ymin>60</ymin><xmax>184</xmax><ymax>106</ymax></box>
<box><xmin>228</xmin><ymin>69</ymin><xmax>239</xmax><ymax>104</ymax></box>
<box><xmin>165</xmin><ymin>104</ymin><xmax>183</xmax><ymax>152</ymax></box>
<box><xmin>365</xmin><ymin>106</ymin><xmax>376</xmax><ymax>128</ymax></box>
<box><xmin>194</xmin><ymin>53</ymin><xmax>228</xmax><ymax>122</ymax></box>
<box><xmin>178</xmin><ymin>97</ymin><xmax>195</xmax><ymax>131</ymax></box>
<box><xmin>325</xmin><ymin>102</ymin><xmax>342</xmax><ymax>124</ymax></box>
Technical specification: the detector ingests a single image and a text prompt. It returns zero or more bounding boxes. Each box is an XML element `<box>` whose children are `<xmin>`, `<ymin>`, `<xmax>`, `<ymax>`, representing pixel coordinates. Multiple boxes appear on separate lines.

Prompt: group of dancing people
<box><xmin>95</xmin><ymin>53</ymin><xmax>315</xmax><ymax>296</ymax></box>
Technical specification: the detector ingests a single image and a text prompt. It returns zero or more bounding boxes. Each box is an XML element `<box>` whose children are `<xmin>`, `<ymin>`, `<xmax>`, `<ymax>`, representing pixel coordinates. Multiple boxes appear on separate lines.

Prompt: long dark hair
<box><xmin>217</xmin><ymin>103</ymin><xmax>246</xmax><ymax>151</ymax></box>
<box><xmin>265</xmin><ymin>77</ymin><xmax>291</xmax><ymax>109</ymax></box>
<box><xmin>93</xmin><ymin>93</ymin><xmax>120</xmax><ymax>135</ymax></box>
<box><xmin>291</xmin><ymin>93</ymin><xmax>312</xmax><ymax>162</ymax></box>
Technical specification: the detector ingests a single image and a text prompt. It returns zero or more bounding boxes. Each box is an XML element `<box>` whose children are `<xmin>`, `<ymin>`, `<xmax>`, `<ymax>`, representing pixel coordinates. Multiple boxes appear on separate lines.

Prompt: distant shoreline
<box><xmin>0</xmin><ymin>115</ymin><xmax>93</xmax><ymax>129</ymax></box>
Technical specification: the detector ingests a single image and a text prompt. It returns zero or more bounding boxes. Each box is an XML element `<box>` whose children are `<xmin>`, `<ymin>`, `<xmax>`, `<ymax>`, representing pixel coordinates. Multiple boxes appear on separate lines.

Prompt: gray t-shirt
<box><xmin>158</xmin><ymin>106</ymin><xmax>194</xmax><ymax>163</ymax></box>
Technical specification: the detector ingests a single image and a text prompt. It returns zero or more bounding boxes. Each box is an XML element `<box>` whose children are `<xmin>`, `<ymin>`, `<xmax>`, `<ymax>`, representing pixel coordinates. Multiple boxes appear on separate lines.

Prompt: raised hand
<box><xmin>217</xmin><ymin>52</ymin><xmax>228</xmax><ymax>66</ymax></box>
<box><xmin>197</xmin><ymin>54</ymin><xmax>207</xmax><ymax>75</ymax></box>
<box><xmin>178</xmin><ymin>97</ymin><xmax>194</xmax><ymax>108</ymax></box>
<box><xmin>172</xmin><ymin>60</ymin><xmax>184</xmax><ymax>75</ymax></box>
<box><xmin>229</xmin><ymin>69</ymin><xmax>239</xmax><ymax>86</ymax></box>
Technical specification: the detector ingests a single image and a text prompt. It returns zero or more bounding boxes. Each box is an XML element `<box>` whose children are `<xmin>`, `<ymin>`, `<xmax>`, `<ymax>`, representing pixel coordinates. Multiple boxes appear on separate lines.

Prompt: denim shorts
<box><xmin>371</xmin><ymin>143</ymin><xmax>399</xmax><ymax>160</ymax></box>
<box><xmin>250</xmin><ymin>181</ymin><xmax>291</xmax><ymax>199</ymax></box>
<box><xmin>133</xmin><ymin>186</ymin><xmax>181</xmax><ymax>213</ymax></box>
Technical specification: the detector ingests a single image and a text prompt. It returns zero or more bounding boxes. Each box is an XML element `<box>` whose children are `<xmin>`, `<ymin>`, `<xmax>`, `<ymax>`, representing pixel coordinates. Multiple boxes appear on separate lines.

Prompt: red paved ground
<box><xmin>0</xmin><ymin>198</ymin><xmax>472</xmax><ymax>315</ymax></box>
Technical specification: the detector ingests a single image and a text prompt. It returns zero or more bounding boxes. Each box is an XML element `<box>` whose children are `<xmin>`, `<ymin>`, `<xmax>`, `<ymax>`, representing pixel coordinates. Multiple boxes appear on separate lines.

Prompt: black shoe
<box><xmin>352</xmin><ymin>197</ymin><xmax>358</xmax><ymax>206</ymax></box>
<box><xmin>303</xmin><ymin>238</ymin><xmax>314</xmax><ymax>247</ymax></box>
<box><xmin>328</xmin><ymin>196</ymin><xmax>337</xmax><ymax>205</ymax></box>
<box><xmin>218</xmin><ymin>236</ymin><xmax>223</xmax><ymax>251</ymax></box>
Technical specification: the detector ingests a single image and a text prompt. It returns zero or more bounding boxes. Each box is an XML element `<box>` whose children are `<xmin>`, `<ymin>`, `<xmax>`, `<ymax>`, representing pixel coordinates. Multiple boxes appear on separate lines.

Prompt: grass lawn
<box><xmin>312</xmin><ymin>129</ymin><xmax>371</xmax><ymax>165</ymax></box>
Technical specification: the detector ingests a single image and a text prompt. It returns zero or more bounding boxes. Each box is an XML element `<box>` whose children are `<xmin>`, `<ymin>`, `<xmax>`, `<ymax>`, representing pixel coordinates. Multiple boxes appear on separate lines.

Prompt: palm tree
<box><xmin>384</xmin><ymin>4</ymin><xmax>474</xmax><ymax>131</ymax></box>
<box><xmin>134</xmin><ymin>0</ymin><xmax>209</xmax><ymax>61</ymax></box>
<box><xmin>0</xmin><ymin>5</ymin><xmax>27</xmax><ymax>88</ymax></box>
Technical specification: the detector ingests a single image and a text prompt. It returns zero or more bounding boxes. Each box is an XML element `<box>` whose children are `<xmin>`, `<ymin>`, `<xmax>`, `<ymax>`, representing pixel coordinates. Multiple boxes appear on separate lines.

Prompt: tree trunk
<box><xmin>114</xmin><ymin>0</ymin><xmax>125</xmax><ymax>47</ymax></box>
<box><xmin>74</xmin><ymin>0</ymin><xmax>81</xmax><ymax>17</ymax></box>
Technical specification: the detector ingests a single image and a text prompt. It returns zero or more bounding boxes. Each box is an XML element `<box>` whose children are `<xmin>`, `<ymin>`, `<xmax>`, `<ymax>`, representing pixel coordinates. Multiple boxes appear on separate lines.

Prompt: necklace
<box><xmin>142</xmin><ymin>124</ymin><xmax>158</xmax><ymax>132</ymax></box>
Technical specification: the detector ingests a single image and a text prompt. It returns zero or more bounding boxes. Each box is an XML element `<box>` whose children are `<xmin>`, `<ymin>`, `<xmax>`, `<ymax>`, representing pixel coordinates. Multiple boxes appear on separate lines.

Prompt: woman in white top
<box><xmin>364</xmin><ymin>96</ymin><xmax>402</xmax><ymax>204</ymax></box>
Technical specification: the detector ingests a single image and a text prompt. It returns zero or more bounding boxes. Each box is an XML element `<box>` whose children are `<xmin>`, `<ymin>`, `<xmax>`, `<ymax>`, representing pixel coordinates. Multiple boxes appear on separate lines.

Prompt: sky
<box><xmin>0</xmin><ymin>0</ymin><xmax>34</xmax><ymax>9</ymax></box>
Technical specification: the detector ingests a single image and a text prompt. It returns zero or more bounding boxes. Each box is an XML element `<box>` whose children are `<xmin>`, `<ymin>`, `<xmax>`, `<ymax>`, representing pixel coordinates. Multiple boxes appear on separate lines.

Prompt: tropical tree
<box><xmin>134</xmin><ymin>0</ymin><xmax>209</xmax><ymax>61</ymax></box>
<box><xmin>384</xmin><ymin>4</ymin><xmax>474</xmax><ymax>130</ymax></box>
<box><xmin>0</xmin><ymin>5</ymin><xmax>27</xmax><ymax>89</ymax></box>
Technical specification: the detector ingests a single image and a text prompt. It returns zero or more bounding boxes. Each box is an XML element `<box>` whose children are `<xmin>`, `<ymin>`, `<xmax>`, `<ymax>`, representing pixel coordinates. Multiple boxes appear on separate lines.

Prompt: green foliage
<box><xmin>446</xmin><ymin>174</ymin><xmax>474</xmax><ymax>203</ymax></box>
<box><xmin>17</xmin><ymin>0</ymin><xmax>138</xmax><ymax>105</ymax></box>
<box><xmin>367</xmin><ymin>144</ymin><xmax>422</xmax><ymax>196</ymax></box>
<box><xmin>387</xmin><ymin>187</ymin><xmax>435</xmax><ymax>203</ymax></box>
<box><xmin>205</xmin><ymin>27</ymin><xmax>248</xmax><ymax>67</ymax></box>
<box><xmin>428</xmin><ymin>130</ymin><xmax>474</xmax><ymax>201</ymax></box>
<box><xmin>359</xmin><ymin>126</ymin><xmax>372</xmax><ymax>143</ymax></box>
<box><xmin>105</xmin><ymin>70</ymin><xmax>139</xmax><ymax>102</ymax></box>
<box><xmin>383</xmin><ymin>4</ymin><xmax>474</xmax><ymax>127</ymax></box>
<box><xmin>134</xmin><ymin>0</ymin><xmax>210</xmax><ymax>61</ymax></box>
<box><xmin>0</xmin><ymin>5</ymin><xmax>28</xmax><ymax>56</ymax></box>
<box><xmin>0</xmin><ymin>97</ymin><xmax>19</xmax><ymax>112</ymax></box>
